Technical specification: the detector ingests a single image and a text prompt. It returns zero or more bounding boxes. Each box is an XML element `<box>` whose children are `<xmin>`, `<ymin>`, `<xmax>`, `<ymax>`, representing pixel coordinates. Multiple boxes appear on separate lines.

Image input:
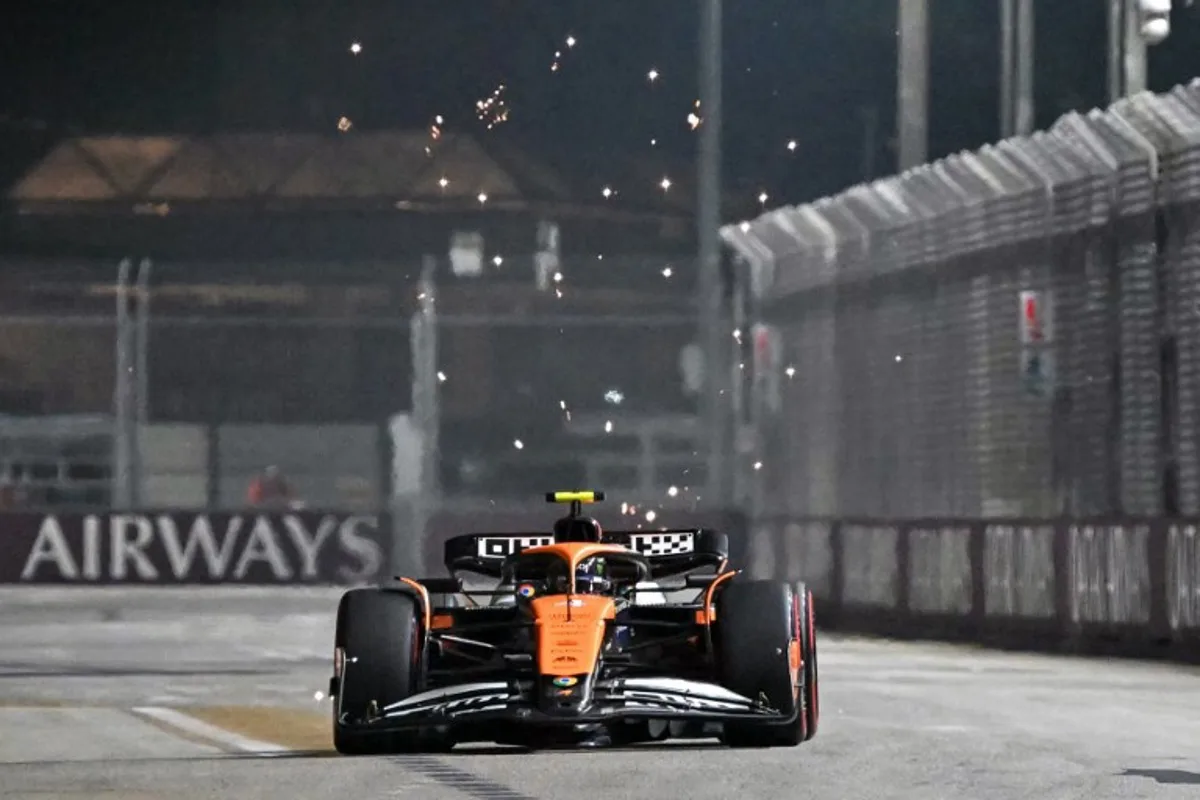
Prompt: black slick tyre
<box><xmin>332</xmin><ymin>588</ymin><xmax>447</xmax><ymax>755</ymax></box>
<box><xmin>798</xmin><ymin>583</ymin><xmax>819</xmax><ymax>741</ymax></box>
<box><xmin>716</xmin><ymin>579</ymin><xmax>812</xmax><ymax>748</ymax></box>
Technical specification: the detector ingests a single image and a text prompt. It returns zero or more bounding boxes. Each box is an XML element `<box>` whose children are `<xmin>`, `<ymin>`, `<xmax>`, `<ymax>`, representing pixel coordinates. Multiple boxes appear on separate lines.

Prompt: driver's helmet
<box><xmin>575</xmin><ymin>556</ymin><xmax>611</xmax><ymax>595</ymax></box>
<box><xmin>554</xmin><ymin>515</ymin><xmax>603</xmax><ymax>543</ymax></box>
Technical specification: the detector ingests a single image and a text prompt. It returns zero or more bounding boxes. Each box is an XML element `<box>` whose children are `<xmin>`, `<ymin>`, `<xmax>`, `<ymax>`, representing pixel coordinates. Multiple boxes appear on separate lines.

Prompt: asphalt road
<box><xmin>3</xmin><ymin>587</ymin><xmax>1200</xmax><ymax>799</ymax></box>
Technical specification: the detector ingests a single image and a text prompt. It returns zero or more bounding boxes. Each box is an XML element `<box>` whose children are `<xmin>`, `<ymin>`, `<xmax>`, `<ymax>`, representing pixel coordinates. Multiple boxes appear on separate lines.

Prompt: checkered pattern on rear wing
<box><xmin>624</xmin><ymin>531</ymin><xmax>696</xmax><ymax>556</ymax></box>
<box><xmin>468</xmin><ymin>531</ymin><xmax>697</xmax><ymax>560</ymax></box>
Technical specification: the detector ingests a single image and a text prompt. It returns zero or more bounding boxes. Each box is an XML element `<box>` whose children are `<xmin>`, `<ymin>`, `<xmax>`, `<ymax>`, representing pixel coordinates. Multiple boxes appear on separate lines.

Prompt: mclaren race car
<box><xmin>330</xmin><ymin>491</ymin><xmax>819</xmax><ymax>752</ymax></box>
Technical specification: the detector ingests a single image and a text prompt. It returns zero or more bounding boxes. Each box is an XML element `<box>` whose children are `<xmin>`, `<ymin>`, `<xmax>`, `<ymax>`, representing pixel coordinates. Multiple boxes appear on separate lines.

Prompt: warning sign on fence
<box><xmin>1018</xmin><ymin>289</ymin><xmax>1055</xmax><ymax>397</ymax></box>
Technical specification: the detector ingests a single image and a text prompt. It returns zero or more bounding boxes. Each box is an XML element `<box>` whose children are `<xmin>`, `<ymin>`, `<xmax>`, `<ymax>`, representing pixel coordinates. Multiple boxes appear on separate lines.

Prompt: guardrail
<box><xmin>748</xmin><ymin>517</ymin><xmax>1200</xmax><ymax>661</ymax></box>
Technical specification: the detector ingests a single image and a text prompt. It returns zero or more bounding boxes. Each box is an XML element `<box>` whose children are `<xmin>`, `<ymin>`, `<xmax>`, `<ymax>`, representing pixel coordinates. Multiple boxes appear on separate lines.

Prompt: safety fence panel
<box><xmin>745</xmin><ymin>514</ymin><xmax>1200</xmax><ymax>661</ymax></box>
<box><xmin>723</xmin><ymin>80</ymin><xmax>1200</xmax><ymax>522</ymax></box>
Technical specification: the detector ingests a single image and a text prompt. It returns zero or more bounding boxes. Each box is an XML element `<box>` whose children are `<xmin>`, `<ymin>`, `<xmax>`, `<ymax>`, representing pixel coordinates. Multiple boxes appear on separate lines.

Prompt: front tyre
<box><xmin>332</xmin><ymin>588</ymin><xmax>449</xmax><ymax>755</ymax></box>
<box><xmin>716</xmin><ymin>579</ymin><xmax>813</xmax><ymax>748</ymax></box>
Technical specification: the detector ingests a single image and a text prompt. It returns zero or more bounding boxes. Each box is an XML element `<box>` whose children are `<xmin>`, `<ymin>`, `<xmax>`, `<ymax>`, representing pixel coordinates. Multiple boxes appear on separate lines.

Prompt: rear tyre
<box><xmin>716</xmin><ymin>579</ymin><xmax>811</xmax><ymax>748</ymax></box>
<box><xmin>332</xmin><ymin>588</ymin><xmax>450</xmax><ymax>755</ymax></box>
<box><xmin>798</xmin><ymin>584</ymin><xmax>819</xmax><ymax>741</ymax></box>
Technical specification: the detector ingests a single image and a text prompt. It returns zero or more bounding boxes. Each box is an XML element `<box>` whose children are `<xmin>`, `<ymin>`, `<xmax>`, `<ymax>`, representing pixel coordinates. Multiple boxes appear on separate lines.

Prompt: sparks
<box><xmin>476</xmin><ymin>86</ymin><xmax>510</xmax><ymax>129</ymax></box>
<box><xmin>660</xmin><ymin>177</ymin><xmax>672</xmax><ymax>191</ymax></box>
<box><xmin>647</xmin><ymin>68</ymin><xmax>659</xmax><ymax>82</ymax></box>
<box><xmin>758</xmin><ymin>191</ymin><xmax>769</xmax><ymax>205</ymax></box>
<box><xmin>337</xmin><ymin>116</ymin><xmax>353</xmax><ymax>132</ymax></box>
<box><xmin>662</xmin><ymin>266</ymin><xmax>673</xmax><ymax>278</ymax></box>
<box><xmin>601</xmin><ymin>186</ymin><xmax>614</xmax><ymax>199</ymax></box>
<box><xmin>787</xmin><ymin>139</ymin><xmax>798</xmax><ymax>152</ymax></box>
<box><xmin>349</xmin><ymin>42</ymin><xmax>362</xmax><ymax>55</ymax></box>
<box><xmin>438</xmin><ymin>176</ymin><xmax>449</xmax><ymax>189</ymax></box>
<box><xmin>687</xmin><ymin>112</ymin><xmax>702</xmax><ymax>130</ymax></box>
<box><xmin>565</xmin><ymin>35</ymin><xmax>577</xmax><ymax>48</ymax></box>
<box><xmin>492</xmin><ymin>255</ymin><xmax>504</xmax><ymax>267</ymax></box>
<box><xmin>477</xmin><ymin>192</ymin><xmax>489</xmax><ymax>204</ymax></box>
<box><xmin>513</xmin><ymin>439</ymin><xmax>525</xmax><ymax>450</ymax></box>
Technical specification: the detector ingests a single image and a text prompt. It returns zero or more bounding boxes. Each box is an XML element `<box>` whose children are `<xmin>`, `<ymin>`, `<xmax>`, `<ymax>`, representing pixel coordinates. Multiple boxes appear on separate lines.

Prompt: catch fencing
<box><xmin>0</xmin><ymin>251</ymin><xmax>717</xmax><ymax>574</ymax></box>
<box><xmin>719</xmin><ymin>80</ymin><xmax>1200</xmax><ymax>654</ymax></box>
<box><xmin>722</xmin><ymin>79</ymin><xmax>1200</xmax><ymax>523</ymax></box>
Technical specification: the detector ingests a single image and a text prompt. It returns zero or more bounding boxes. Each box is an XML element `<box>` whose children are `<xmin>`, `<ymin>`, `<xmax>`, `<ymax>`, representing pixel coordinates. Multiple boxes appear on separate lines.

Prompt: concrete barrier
<box><xmin>749</xmin><ymin>517</ymin><xmax>1200</xmax><ymax>662</ymax></box>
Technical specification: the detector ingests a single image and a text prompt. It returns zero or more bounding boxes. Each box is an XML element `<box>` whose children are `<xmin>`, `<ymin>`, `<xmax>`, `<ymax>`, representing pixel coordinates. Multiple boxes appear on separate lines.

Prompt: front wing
<box><xmin>336</xmin><ymin>676</ymin><xmax>792</xmax><ymax>731</ymax></box>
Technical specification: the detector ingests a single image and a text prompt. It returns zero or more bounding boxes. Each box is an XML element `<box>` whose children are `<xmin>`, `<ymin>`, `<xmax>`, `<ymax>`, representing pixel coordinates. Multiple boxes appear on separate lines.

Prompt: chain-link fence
<box><xmin>723</xmin><ymin>79</ymin><xmax>1200</xmax><ymax>522</ymax></box>
<box><xmin>0</xmin><ymin>252</ymin><xmax>714</xmax><ymax>568</ymax></box>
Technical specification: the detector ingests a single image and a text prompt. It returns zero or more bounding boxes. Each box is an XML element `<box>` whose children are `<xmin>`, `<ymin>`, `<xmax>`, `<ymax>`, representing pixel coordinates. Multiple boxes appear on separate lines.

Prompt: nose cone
<box><xmin>539</xmin><ymin>674</ymin><xmax>593</xmax><ymax>716</ymax></box>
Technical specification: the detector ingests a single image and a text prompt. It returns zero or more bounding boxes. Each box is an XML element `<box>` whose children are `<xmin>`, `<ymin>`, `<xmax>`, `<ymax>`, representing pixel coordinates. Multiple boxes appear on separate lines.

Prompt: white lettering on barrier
<box><xmin>841</xmin><ymin>525</ymin><xmax>898</xmax><ymax>608</ymax></box>
<box><xmin>233</xmin><ymin>517</ymin><xmax>292</xmax><ymax>580</ymax></box>
<box><xmin>111</xmin><ymin>514</ymin><xmax>157</xmax><ymax>580</ymax></box>
<box><xmin>83</xmin><ymin>515</ymin><xmax>102</xmax><ymax>579</ymax></box>
<box><xmin>21</xmin><ymin>517</ymin><xmax>77</xmax><ymax>580</ymax></box>
<box><xmin>984</xmin><ymin>524</ymin><xmax>1055</xmax><ymax>618</ymax></box>
<box><xmin>18</xmin><ymin>513</ymin><xmax>384</xmax><ymax>583</ymax></box>
<box><xmin>908</xmin><ymin>526</ymin><xmax>971</xmax><ymax>615</ymax></box>
<box><xmin>1068</xmin><ymin>524</ymin><xmax>1150</xmax><ymax>626</ymax></box>
<box><xmin>336</xmin><ymin>517</ymin><xmax>384</xmax><ymax>583</ymax></box>
<box><xmin>1167</xmin><ymin>525</ymin><xmax>1200</xmax><ymax>631</ymax></box>
<box><xmin>156</xmin><ymin>515</ymin><xmax>245</xmax><ymax>578</ymax></box>
<box><xmin>283</xmin><ymin>515</ymin><xmax>338</xmax><ymax>577</ymax></box>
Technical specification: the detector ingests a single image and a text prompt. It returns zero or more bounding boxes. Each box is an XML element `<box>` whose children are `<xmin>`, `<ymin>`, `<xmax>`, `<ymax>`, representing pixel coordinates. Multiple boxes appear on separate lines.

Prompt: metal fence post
<box><xmin>698</xmin><ymin>0</ymin><xmax>729</xmax><ymax>510</ymax></box>
<box><xmin>404</xmin><ymin>255</ymin><xmax>440</xmax><ymax>574</ymax></box>
<box><xmin>132</xmin><ymin>257</ymin><xmax>152</xmax><ymax>507</ymax></box>
<box><xmin>112</xmin><ymin>258</ymin><xmax>134</xmax><ymax>509</ymax></box>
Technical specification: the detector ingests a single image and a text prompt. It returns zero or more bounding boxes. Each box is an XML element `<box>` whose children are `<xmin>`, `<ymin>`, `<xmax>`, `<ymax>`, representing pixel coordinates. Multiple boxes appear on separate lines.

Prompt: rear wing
<box><xmin>443</xmin><ymin>528</ymin><xmax>729</xmax><ymax>579</ymax></box>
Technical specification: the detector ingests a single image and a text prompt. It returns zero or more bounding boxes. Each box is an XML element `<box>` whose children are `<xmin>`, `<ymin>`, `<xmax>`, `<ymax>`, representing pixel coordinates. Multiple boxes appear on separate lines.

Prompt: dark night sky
<box><xmin>2</xmin><ymin>1</ymin><xmax>1199</xmax><ymax>207</ymax></box>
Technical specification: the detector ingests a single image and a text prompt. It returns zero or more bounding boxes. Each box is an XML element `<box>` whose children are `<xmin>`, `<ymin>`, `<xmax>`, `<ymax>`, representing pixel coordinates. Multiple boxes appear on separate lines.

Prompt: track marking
<box><xmin>178</xmin><ymin>705</ymin><xmax>333</xmax><ymax>752</ymax></box>
<box><xmin>0</xmin><ymin>707</ymin><xmax>219</xmax><ymax>764</ymax></box>
<box><xmin>131</xmin><ymin>707</ymin><xmax>290</xmax><ymax>755</ymax></box>
<box><xmin>394</xmin><ymin>755</ymin><xmax>537</xmax><ymax>800</ymax></box>
<box><xmin>128</xmin><ymin>707</ymin><xmax>236</xmax><ymax>751</ymax></box>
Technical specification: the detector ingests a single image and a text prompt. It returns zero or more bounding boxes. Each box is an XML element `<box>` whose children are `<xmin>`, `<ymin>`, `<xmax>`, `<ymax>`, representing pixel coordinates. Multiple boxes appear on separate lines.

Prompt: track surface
<box><xmin>3</xmin><ymin>588</ymin><xmax>1200</xmax><ymax>799</ymax></box>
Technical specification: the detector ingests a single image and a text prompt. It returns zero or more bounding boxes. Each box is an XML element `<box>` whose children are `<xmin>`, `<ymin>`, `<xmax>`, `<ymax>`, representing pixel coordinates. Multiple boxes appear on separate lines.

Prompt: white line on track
<box><xmin>131</xmin><ymin>706</ymin><xmax>291</xmax><ymax>755</ymax></box>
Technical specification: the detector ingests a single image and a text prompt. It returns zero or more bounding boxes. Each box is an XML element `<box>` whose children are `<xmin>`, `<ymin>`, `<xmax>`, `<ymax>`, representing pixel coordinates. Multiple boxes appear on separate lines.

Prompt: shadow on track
<box><xmin>1122</xmin><ymin>768</ymin><xmax>1200</xmax><ymax>785</ymax></box>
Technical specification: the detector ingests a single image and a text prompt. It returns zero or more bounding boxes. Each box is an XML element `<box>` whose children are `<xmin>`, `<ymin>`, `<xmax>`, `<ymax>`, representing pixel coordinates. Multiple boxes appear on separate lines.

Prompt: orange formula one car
<box><xmin>330</xmin><ymin>491</ymin><xmax>818</xmax><ymax>752</ymax></box>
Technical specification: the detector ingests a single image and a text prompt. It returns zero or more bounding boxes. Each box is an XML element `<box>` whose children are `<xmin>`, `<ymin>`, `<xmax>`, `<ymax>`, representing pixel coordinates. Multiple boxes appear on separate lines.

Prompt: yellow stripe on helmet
<box><xmin>546</xmin><ymin>491</ymin><xmax>605</xmax><ymax>504</ymax></box>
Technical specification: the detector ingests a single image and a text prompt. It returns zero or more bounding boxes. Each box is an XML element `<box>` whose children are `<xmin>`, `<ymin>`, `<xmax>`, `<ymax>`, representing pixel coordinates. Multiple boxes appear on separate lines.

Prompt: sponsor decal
<box><xmin>0</xmin><ymin>511</ymin><xmax>388</xmax><ymax>585</ymax></box>
<box><xmin>476</xmin><ymin>536</ymin><xmax>553</xmax><ymax>559</ymax></box>
<box><xmin>516</xmin><ymin>583</ymin><xmax>537</xmax><ymax>598</ymax></box>
<box><xmin>552</xmin><ymin>676</ymin><xmax>578</xmax><ymax>688</ymax></box>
